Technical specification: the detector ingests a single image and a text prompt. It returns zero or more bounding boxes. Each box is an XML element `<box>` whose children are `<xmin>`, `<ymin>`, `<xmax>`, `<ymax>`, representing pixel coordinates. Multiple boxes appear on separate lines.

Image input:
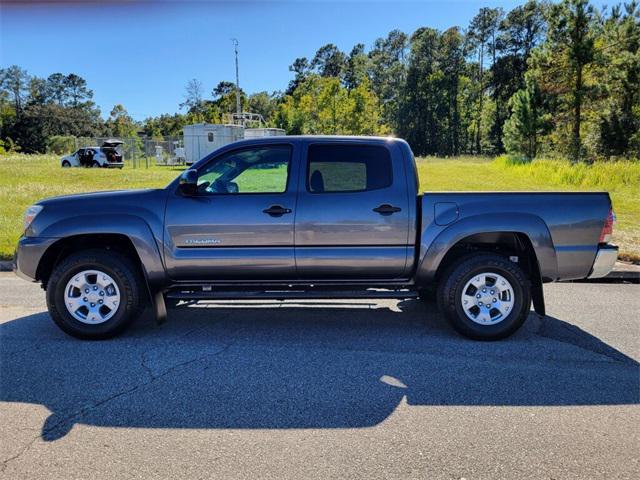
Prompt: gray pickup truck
<box><xmin>14</xmin><ymin>136</ymin><xmax>618</xmax><ymax>340</ymax></box>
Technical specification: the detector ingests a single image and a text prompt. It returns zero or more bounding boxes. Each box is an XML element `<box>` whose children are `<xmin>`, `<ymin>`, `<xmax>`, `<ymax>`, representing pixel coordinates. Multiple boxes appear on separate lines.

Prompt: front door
<box><xmin>294</xmin><ymin>142</ymin><xmax>412</xmax><ymax>280</ymax></box>
<box><xmin>164</xmin><ymin>143</ymin><xmax>298</xmax><ymax>281</ymax></box>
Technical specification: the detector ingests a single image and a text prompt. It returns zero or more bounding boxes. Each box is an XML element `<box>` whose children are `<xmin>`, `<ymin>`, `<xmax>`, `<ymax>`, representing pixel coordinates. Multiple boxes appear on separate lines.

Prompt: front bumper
<box><xmin>13</xmin><ymin>236</ymin><xmax>59</xmax><ymax>282</ymax></box>
<box><xmin>588</xmin><ymin>244</ymin><xmax>618</xmax><ymax>279</ymax></box>
<box><xmin>105</xmin><ymin>162</ymin><xmax>124</xmax><ymax>168</ymax></box>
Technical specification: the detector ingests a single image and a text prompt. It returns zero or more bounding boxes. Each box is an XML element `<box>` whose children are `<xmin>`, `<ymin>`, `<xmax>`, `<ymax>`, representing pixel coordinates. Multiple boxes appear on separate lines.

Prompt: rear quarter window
<box><xmin>306</xmin><ymin>144</ymin><xmax>393</xmax><ymax>193</ymax></box>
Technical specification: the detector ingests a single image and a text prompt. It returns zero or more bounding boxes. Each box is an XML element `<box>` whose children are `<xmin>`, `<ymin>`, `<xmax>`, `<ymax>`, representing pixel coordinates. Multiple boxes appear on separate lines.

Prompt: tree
<box><xmin>440</xmin><ymin>27</ymin><xmax>466</xmax><ymax>155</ymax></box>
<box><xmin>398</xmin><ymin>28</ymin><xmax>446</xmax><ymax>155</ymax></box>
<box><xmin>64</xmin><ymin>74</ymin><xmax>93</xmax><ymax>107</ymax></box>
<box><xmin>535</xmin><ymin>0</ymin><xmax>596</xmax><ymax>162</ymax></box>
<box><xmin>310</xmin><ymin>44</ymin><xmax>346</xmax><ymax>78</ymax></box>
<box><xmin>275</xmin><ymin>74</ymin><xmax>385</xmax><ymax>135</ymax></box>
<box><xmin>0</xmin><ymin>65</ymin><xmax>30</xmax><ymax>116</ymax></box>
<box><xmin>13</xmin><ymin>103</ymin><xmax>102</xmax><ymax>153</ymax></box>
<box><xmin>467</xmin><ymin>7</ymin><xmax>504</xmax><ymax>153</ymax></box>
<box><xmin>503</xmin><ymin>79</ymin><xmax>548</xmax><ymax>158</ymax></box>
<box><xmin>180</xmin><ymin>78</ymin><xmax>204</xmax><ymax>119</ymax></box>
<box><xmin>143</xmin><ymin>113</ymin><xmax>189</xmax><ymax>138</ymax></box>
<box><xmin>212</xmin><ymin>80</ymin><xmax>236</xmax><ymax>98</ymax></box>
<box><xmin>248</xmin><ymin>91</ymin><xmax>279</xmax><ymax>124</ymax></box>
<box><xmin>593</xmin><ymin>1</ymin><xmax>640</xmax><ymax>158</ymax></box>
<box><xmin>368</xmin><ymin>30</ymin><xmax>408</xmax><ymax>129</ymax></box>
<box><xmin>343</xmin><ymin>44</ymin><xmax>369</xmax><ymax>91</ymax></box>
<box><xmin>498</xmin><ymin>0</ymin><xmax>546</xmax><ymax>60</ymax></box>
<box><xmin>106</xmin><ymin>104</ymin><xmax>138</xmax><ymax>138</ymax></box>
<box><xmin>27</xmin><ymin>77</ymin><xmax>47</xmax><ymax>106</ymax></box>
<box><xmin>211</xmin><ymin>80</ymin><xmax>247</xmax><ymax>117</ymax></box>
<box><xmin>45</xmin><ymin>73</ymin><xmax>68</xmax><ymax>106</ymax></box>
<box><xmin>491</xmin><ymin>1</ymin><xmax>547</xmax><ymax>151</ymax></box>
<box><xmin>287</xmin><ymin>57</ymin><xmax>310</xmax><ymax>95</ymax></box>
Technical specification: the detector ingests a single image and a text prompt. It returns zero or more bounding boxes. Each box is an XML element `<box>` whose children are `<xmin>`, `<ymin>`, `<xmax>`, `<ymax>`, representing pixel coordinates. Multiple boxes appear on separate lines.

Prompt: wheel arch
<box><xmin>417</xmin><ymin>213</ymin><xmax>557</xmax><ymax>283</ymax></box>
<box><xmin>35</xmin><ymin>215</ymin><xmax>168</xmax><ymax>322</ymax></box>
<box><xmin>37</xmin><ymin>233</ymin><xmax>144</xmax><ymax>287</ymax></box>
<box><xmin>416</xmin><ymin>213</ymin><xmax>555</xmax><ymax>316</ymax></box>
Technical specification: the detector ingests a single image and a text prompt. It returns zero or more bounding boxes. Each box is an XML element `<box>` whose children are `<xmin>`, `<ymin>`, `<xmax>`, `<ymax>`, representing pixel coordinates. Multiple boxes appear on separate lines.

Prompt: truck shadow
<box><xmin>1</xmin><ymin>299</ymin><xmax>638</xmax><ymax>441</ymax></box>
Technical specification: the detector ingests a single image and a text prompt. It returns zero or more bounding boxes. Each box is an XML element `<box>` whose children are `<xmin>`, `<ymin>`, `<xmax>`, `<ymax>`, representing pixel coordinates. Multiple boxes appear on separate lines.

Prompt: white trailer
<box><xmin>244</xmin><ymin>128</ymin><xmax>286</xmax><ymax>138</ymax></box>
<box><xmin>183</xmin><ymin>123</ymin><xmax>244</xmax><ymax>165</ymax></box>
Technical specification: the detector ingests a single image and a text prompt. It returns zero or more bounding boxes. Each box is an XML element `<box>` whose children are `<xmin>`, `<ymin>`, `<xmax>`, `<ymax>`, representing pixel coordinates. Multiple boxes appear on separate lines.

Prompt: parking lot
<box><xmin>1</xmin><ymin>273</ymin><xmax>638</xmax><ymax>479</ymax></box>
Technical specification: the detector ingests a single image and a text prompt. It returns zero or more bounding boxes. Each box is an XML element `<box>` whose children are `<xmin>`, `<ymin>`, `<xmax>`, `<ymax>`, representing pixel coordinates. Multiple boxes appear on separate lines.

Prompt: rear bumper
<box><xmin>588</xmin><ymin>245</ymin><xmax>618</xmax><ymax>279</ymax></box>
<box><xmin>13</xmin><ymin>236</ymin><xmax>59</xmax><ymax>282</ymax></box>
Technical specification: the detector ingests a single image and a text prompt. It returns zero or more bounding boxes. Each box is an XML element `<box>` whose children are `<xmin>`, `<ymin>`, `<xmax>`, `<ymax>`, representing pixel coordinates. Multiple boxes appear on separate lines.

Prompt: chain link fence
<box><xmin>73</xmin><ymin>136</ymin><xmax>185</xmax><ymax>168</ymax></box>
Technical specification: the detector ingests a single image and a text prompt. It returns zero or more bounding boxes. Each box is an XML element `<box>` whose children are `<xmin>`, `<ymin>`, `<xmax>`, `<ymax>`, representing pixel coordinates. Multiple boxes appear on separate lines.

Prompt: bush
<box><xmin>46</xmin><ymin>135</ymin><xmax>76</xmax><ymax>155</ymax></box>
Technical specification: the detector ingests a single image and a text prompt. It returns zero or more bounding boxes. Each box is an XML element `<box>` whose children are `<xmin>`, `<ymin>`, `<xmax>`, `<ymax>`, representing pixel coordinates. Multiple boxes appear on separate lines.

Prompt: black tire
<box><xmin>61</xmin><ymin>160</ymin><xmax>71</xmax><ymax>168</ymax></box>
<box><xmin>437</xmin><ymin>253</ymin><xmax>531</xmax><ymax>340</ymax></box>
<box><xmin>91</xmin><ymin>160</ymin><xmax>101</xmax><ymax>168</ymax></box>
<box><xmin>46</xmin><ymin>249</ymin><xmax>143</xmax><ymax>340</ymax></box>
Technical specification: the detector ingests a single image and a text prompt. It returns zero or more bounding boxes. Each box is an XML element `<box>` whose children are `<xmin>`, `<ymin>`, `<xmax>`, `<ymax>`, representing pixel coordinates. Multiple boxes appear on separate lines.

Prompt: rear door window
<box><xmin>306</xmin><ymin>144</ymin><xmax>393</xmax><ymax>193</ymax></box>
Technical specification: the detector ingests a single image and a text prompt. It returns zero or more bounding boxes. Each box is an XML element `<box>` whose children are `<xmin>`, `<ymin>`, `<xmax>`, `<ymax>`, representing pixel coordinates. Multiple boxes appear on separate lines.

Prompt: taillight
<box><xmin>599</xmin><ymin>207</ymin><xmax>615</xmax><ymax>244</ymax></box>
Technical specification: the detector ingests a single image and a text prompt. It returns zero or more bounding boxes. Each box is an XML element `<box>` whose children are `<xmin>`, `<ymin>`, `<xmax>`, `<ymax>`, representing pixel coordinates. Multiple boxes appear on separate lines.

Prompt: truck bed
<box><xmin>418</xmin><ymin>192</ymin><xmax>612</xmax><ymax>282</ymax></box>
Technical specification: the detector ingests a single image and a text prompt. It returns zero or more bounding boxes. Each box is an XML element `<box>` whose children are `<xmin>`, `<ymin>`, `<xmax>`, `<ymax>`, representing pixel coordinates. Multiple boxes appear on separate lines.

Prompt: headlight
<box><xmin>24</xmin><ymin>205</ymin><xmax>43</xmax><ymax>231</ymax></box>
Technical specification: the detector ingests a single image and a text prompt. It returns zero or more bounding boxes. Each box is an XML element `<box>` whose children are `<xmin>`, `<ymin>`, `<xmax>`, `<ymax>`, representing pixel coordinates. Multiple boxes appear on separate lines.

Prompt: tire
<box><xmin>91</xmin><ymin>161</ymin><xmax>101</xmax><ymax>168</ymax></box>
<box><xmin>46</xmin><ymin>249</ymin><xmax>144</xmax><ymax>340</ymax></box>
<box><xmin>62</xmin><ymin>161</ymin><xmax>71</xmax><ymax>168</ymax></box>
<box><xmin>437</xmin><ymin>253</ymin><xmax>531</xmax><ymax>340</ymax></box>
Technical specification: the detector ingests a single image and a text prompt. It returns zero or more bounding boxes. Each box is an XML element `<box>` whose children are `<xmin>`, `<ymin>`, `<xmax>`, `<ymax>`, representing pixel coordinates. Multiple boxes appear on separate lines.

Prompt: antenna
<box><xmin>231</xmin><ymin>38</ymin><xmax>242</xmax><ymax>122</ymax></box>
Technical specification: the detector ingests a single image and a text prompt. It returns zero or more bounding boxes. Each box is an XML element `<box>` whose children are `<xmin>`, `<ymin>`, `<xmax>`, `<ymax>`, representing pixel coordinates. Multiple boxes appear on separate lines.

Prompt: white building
<box><xmin>183</xmin><ymin>124</ymin><xmax>244</xmax><ymax>165</ymax></box>
<box><xmin>244</xmin><ymin>128</ymin><xmax>286</xmax><ymax>138</ymax></box>
<box><xmin>183</xmin><ymin>124</ymin><xmax>287</xmax><ymax>165</ymax></box>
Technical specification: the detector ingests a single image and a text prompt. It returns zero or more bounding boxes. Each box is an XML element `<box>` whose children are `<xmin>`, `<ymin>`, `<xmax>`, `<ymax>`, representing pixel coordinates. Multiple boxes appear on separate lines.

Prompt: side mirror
<box><xmin>178</xmin><ymin>169</ymin><xmax>198</xmax><ymax>196</ymax></box>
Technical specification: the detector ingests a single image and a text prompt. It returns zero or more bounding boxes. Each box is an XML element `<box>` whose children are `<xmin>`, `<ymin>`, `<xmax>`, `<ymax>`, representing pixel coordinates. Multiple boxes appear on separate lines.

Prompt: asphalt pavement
<box><xmin>0</xmin><ymin>273</ymin><xmax>638</xmax><ymax>479</ymax></box>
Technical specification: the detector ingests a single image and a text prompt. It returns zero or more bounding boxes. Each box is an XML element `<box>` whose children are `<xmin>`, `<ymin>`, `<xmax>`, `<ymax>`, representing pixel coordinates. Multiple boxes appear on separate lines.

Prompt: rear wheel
<box><xmin>61</xmin><ymin>160</ymin><xmax>71</xmax><ymax>168</ymax></box>
<box><xmin>46</xmin><ymin>249</ymin><xmax>143</xmax><ymax>340</ymax></box>
<box><xmin>437</xmin><ymin>253</ymin><xmax>531</xmax><ymax>340</ymax></box>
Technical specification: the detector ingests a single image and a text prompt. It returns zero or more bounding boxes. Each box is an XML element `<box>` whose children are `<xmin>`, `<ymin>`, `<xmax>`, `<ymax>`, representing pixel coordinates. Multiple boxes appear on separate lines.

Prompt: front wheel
<box><xmin>46</xmin><ymin>249</ymin><xmax>144</xmax><ymax>339</ymax></box>
<box><xmin>437</xmin><ymin>253</ymin><xmax>531</xmax><ymax>340</ymax></box>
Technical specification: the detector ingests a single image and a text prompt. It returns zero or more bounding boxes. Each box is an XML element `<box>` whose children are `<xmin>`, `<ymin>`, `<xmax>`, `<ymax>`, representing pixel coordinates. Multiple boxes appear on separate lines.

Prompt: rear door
<box><xmin>294</xmin><ymin>141</ymin><xmax>412</xmax><ymax>279</ymax></box>
<box><xmin>164</xmin><ymin>143</ymin><xmax>299</xmax><ymax>281</ymax></box>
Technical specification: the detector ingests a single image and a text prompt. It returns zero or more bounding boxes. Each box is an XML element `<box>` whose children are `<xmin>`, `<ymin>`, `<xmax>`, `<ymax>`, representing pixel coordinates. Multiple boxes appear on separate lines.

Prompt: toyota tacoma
<box><xmin>14</xmin><ymin>136</ymin><xmax>618</xmax><ymax>340</ymax></box>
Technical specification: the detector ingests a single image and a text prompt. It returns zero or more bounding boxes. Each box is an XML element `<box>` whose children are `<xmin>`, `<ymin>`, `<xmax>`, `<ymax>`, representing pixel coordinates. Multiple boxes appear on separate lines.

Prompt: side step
<box><xmin>166</xmin><ymin>288</ymin><xmax>419</xmax><ymax>301</ymax></box>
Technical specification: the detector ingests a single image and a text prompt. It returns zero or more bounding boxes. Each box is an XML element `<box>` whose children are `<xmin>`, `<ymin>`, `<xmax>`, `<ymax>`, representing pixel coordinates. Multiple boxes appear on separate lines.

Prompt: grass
<box><xmin>0</xmin><ymin>155</ymin><xmax>178</xmax><ymax>260</ymax></box>
<box><xmin>0</xmin><ymin>153</ymin><xmax>638</xmax><ymax>262</ymax></box>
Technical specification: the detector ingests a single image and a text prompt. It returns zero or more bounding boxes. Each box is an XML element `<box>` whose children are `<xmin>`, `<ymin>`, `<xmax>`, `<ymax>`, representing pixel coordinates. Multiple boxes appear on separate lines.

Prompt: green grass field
<box><xmin>0</xmin><ymin>153</ymin><xmax>638</xmax><ymax>262</ymax></box>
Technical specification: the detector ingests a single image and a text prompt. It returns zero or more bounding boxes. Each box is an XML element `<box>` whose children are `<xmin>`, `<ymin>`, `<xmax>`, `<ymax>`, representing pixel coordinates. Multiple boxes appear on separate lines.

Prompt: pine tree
<box><xmin>503</xmin><ymin>79</ymin><xmax>547</xmax><ymax>159</ymax></box>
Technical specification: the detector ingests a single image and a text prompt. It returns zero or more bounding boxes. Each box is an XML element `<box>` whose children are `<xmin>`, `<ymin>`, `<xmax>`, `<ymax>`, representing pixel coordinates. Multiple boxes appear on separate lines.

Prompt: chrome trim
<box><xmin>588</xmin><ymin>246</ymin><xmax>618</xmax><ymax>279</ymax></box>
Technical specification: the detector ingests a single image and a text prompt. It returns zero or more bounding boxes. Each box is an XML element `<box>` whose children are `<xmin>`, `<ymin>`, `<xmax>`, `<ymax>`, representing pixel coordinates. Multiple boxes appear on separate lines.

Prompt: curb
<box><xmin>2</xmin><ymin>260</ymin><xmax>638</xmax><ymax>283</ymax></box>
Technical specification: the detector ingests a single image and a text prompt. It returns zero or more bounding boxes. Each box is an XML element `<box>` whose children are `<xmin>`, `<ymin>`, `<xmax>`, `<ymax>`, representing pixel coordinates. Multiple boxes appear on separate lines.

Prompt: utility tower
<box><xmin>231</xmin><ymin>38</ymin><xmax>242</xmax><ymax>122</ymax></box>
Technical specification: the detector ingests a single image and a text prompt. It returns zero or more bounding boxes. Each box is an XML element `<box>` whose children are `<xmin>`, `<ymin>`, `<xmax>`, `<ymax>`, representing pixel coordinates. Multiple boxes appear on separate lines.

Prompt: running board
<box><xmin>166</xmin><ymin>289</ymin><xmax>419</xmax><ymax>301</ymax></box>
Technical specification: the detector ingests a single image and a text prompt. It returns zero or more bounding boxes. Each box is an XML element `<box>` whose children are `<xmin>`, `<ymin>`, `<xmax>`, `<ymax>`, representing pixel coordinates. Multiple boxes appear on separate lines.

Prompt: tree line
<box><xmin>1</xmin><ymin>0</ymin><xmax>638</xmax><ymax>162</ymax></box>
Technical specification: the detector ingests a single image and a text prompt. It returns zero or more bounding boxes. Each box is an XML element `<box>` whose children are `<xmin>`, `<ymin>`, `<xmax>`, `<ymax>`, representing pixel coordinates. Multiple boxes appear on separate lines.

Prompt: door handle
<box><xmin>373</xmin><ymin>204</ymin><xmax>402</xmax><ymax>215</ymax></box>
<box><xmin>263</xmin><ymin>205</ymin><xmax>292</xmax><ymax>217</ymax></box>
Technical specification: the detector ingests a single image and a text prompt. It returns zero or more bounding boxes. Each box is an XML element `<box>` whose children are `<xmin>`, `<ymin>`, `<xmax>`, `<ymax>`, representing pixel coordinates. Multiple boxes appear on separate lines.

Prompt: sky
<box><xmin>1</xmin><ymin>0</ymin><xmax>610</xmax><ymax>121</ymax></box>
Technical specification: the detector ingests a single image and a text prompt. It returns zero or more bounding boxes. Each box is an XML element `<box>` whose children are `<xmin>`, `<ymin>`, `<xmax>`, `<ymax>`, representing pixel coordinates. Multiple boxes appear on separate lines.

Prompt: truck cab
<box><xmin>165</xmin><ymin>137</ymin><xmax>414</xmax><ymax>281</ymax></box>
